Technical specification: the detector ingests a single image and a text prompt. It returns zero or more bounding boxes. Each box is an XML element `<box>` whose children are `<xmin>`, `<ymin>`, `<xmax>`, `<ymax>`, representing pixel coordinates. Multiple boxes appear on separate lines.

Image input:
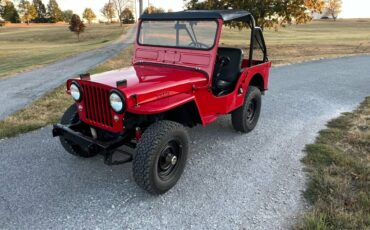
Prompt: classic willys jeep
<box><xmin>53</xmin><ymin>10</ymin><xmax>271</xmax><ymax>194</ymax></box>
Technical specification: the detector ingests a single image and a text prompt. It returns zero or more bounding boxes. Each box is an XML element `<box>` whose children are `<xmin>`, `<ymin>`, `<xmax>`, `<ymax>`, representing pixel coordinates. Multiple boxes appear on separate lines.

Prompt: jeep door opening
<box><xmin>52</xmin><ymin>10</ymin><xmax>271</xmax><ymax>194</ymax></box>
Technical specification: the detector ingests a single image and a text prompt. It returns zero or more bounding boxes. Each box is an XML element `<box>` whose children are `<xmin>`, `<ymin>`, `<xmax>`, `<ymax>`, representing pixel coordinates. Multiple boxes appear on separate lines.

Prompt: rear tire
<box><xmin>231</xmin><ymin>86</ymin><xmax>262</xmax><ymax>133</ymax></box>
<box><xmin>59</xmin><ymin>104</ymin><xmax>97</xmax><ymax>158</ymax></box>
<box><xmin>133</xmin><ymin>120</ymin><xmax>189</xmax><ymax>195</ymax></box>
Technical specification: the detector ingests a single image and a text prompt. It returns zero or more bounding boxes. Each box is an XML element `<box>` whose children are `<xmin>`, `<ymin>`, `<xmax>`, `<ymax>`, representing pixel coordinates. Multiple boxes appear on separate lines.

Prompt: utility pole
<box><xmin>139</xmin><ymin>0</ymin><xmax>143</xmax><ymax>15</ymax></box>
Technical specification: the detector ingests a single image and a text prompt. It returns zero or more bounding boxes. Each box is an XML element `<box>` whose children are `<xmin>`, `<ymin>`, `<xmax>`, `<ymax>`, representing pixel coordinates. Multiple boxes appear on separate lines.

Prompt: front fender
<box><xmin>126</xmin><ymin>93</ymin><xmax>195</xmax><ymax>115</ymax></box>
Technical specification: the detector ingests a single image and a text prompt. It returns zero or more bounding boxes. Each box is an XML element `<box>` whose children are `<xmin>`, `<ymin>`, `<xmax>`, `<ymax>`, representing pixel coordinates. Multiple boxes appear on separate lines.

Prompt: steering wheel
<box><xmin>188</xmin><ymin>41</ymin><xmax>210</xmax><ymax>49</ymax></box>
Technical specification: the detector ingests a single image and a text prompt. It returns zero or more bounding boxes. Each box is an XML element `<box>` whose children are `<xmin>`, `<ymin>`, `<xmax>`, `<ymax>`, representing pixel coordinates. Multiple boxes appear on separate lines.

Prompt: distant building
<box><xmin>312</xmin><ymin>9</ymin><xmax>334</xmax><ymax>20</ymax></box>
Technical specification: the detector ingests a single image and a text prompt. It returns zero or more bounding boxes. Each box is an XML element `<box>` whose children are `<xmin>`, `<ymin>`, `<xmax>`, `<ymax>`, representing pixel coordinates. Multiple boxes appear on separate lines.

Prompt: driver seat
<box><xmin>213</xmin><ymin>47</ymin><xmax>243</xmax><ymax>94</ymax></box>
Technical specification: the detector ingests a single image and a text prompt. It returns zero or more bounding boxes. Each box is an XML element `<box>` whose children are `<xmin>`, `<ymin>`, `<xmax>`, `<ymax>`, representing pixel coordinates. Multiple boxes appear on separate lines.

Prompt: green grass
<box><xmin>221</xmin><ymin>19</ymin><xmax>370</xmax><ymax>65</ymax></box>
<box><xmin>297</xmin><ymin>97</ymin><xmax>370</xmax><ymax>230</ymax></box>
<box><xmin>0</xmin><ymin>46</ymin><xmax>134</xmax><ymax>139</ymax></box>
<box><xmin>0</xmin><ymin>24</ymin><xmax>128</xmax><ymax>78</ymax></box>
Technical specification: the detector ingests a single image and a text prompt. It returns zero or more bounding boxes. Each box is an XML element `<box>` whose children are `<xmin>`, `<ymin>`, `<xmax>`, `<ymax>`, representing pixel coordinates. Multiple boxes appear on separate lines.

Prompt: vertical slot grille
<box><xmin>81</xmin><ymin>84</ymin><xmax>113</xmax><ymax>128</ymax></box>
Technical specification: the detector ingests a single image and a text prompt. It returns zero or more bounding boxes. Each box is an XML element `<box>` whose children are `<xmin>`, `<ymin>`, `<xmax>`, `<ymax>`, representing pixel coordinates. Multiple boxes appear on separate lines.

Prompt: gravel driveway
<box><xmin>1</xmin><ymin>55</ymin><xmax>370</xmax><ymax>229</ymax></box>
<box><xmin>0</xmin><ymin>27</ymin><xmax>136</xmax><ymax>120</ymax></box>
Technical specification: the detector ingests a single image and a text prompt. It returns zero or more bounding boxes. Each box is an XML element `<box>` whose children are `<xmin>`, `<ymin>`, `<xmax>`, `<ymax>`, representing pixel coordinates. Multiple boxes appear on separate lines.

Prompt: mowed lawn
<box><xmin>221</xmin><ymin>19</ymin><xmax>370</xmax><ymax>65</ymax></box>
<box><xmin>0</xmin><ymin>23</ymin><xmax>128</xmax><ymax>78</ymax></box>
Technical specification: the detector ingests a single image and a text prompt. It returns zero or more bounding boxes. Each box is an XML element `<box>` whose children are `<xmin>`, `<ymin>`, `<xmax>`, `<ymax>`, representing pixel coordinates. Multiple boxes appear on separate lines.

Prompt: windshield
<box><xmin>138</xmin><ymin>20</ymin><xmax>218</xmax><ymax>50</ymax></box>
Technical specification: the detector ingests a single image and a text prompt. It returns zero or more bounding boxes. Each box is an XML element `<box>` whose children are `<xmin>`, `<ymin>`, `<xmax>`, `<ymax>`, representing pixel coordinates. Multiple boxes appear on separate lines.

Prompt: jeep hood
<box><xmin>83</xmin><ymin>64</ymin><xmax>208</xmax><ymax>113</ymax></box>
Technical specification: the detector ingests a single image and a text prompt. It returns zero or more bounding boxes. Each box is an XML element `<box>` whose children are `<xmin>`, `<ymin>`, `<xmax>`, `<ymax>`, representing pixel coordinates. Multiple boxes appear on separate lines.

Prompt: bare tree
<box><xmin>112</xmin><ymin>0</ymin><xmax>129</xmax><ymax>26</ymax></box>
<box><xmin>327</xmin><ymin>0</ymin><xmax>342</xmax><ymax>21</ymax></box>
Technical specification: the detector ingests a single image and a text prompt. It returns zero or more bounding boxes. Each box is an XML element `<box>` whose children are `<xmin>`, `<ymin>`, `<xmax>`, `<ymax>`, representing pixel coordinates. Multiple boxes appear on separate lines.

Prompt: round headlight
<box><xmin>70</xmin><ymin>83</ymin><xmax>81</xmax><ymax>101</ymax></box>
<box><xmin>109</xmin><ymin>92</ymin><xmax>125</xmax><ymax>113</ymax></box>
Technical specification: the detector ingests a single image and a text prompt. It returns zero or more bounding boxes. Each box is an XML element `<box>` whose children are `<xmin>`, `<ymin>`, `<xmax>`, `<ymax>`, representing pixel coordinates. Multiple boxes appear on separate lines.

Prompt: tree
<box><xmin>121</xmin><ymin>7</ymin><xmax>134</xmax><ymax>24</ymax></box>
<box><xmin>143</xmin><ymin>6</ymin><xmax>165</xmax><ymax>14</ymax></box>
<box><xmin>62</xmin><ymin>10</ymin><xmax>73</xmax><ymax>23</ymax></box>
<box><xmin>112</xmin><ymin>0</ymin><xmax>130</xmax><ymax>26</ymax></box>
<box><xmin>32</xmin><ymin>0</ymin><xmax>46</xmax><ymax>22</ymax></box>
<box><xmin>326</xmin><ymin>0</ymin><xmax>342</xmax><ymax>21</ymax></box>
<box><xmin>304</xmin><ymin>0</ymin><xmax>325</xmax><ymax>14</ymax></box>
<box><xmin>0</xmin><ymin>0</ymin><xmax>4</xmax><ymax>16</ymax></box>
<box><xmin>1</xmin><ymin>0</ymin><xmax>20</xmax><ymax>23</ymax></box>
<box><xmin>277</xmin><ymin>0</ymin><xmax>312</xmax><ymax>26</ymax></box>
<box><xmin>83</xmin><ymin>8</ymin><xmax>96</xmax><ymax>24</ymax></box>
<box><xmin>18</xmin><ymin>0</ymin><xmax>37</xmax><ymax>24</ymax></box>
<box><xmin>69</xmin><ymin>14</ymin><xmax>85</xmax><ymax>41</ymax></box>
<box><xmin>185</xmin><ymin>0</ymin><xmax>313</xmax><ymax>30</ymax></box>
<box><xmin>47</xmin><ymin>0</ymin><xmax>62</xmax><ymax>23</ymax></box>
<box><xmin>101</xmin><ymin>1</ymin><xmax>115</xmax><ymax>23</ymax></box>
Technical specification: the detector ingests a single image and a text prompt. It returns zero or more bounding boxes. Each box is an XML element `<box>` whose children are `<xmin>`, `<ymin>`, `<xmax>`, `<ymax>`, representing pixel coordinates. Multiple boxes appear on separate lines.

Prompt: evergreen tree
<box><xmin>1</xmin><ymin>0</ymin><xmax>20</xmax><ymax>23</ymax></box>
<box><xmin>32</xmin><ymin>0</ymin><xmax>46</xmax><ymax>22</ymax></box>
<box><xmin>47</xmin><ymin>0</ymin><xmax>62</xmax><ymax>23</ymax></box>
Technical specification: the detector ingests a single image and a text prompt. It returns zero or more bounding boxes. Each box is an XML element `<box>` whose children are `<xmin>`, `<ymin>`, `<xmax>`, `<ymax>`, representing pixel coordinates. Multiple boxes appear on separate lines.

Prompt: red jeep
<box><xmin>53</xmin><ymin>10</ymin><xmax>271</xmax><ymax>194</ymax></box>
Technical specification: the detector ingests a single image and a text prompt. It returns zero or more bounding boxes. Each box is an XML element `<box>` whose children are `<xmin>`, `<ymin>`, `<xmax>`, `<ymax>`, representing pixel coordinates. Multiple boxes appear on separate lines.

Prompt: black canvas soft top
<box><xmin>139</xmin><ymin>10</ymin><xmax>252</xmax><ymax>22</ymax></box>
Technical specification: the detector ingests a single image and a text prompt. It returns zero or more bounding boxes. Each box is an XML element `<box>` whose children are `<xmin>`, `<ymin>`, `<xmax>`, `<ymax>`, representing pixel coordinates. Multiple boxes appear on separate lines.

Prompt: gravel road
<box><xmin>0</xmin><ymin>27</ymin><xmax>136</xmax><ymax>120</ymax></box>
<box><xmin>1</xmin><ymin>55</ymin><xmax>370</xmax><ymax>229</ymax></box>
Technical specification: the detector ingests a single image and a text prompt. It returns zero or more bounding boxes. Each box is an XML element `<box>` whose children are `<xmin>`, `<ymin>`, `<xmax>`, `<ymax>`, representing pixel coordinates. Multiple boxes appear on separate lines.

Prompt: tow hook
<box><xmin>135</xmin><ymin>127</ymin><xmax>142</xmax><ymax>142</ymax></box>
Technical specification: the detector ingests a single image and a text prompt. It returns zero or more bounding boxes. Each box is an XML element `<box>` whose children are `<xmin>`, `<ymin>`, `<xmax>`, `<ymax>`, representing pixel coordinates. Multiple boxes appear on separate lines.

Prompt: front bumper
<box><xmin>52</xmin><ymin>123</ymin><xmax>133</xmax><ymax>165</ymax></box>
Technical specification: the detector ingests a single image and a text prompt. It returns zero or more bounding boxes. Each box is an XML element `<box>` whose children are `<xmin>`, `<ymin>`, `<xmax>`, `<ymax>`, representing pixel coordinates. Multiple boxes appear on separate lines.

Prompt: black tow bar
<box><xmin>52</xmin><ymin>123</ymin><xmax>134</xmax><ymax>165</ymax></box>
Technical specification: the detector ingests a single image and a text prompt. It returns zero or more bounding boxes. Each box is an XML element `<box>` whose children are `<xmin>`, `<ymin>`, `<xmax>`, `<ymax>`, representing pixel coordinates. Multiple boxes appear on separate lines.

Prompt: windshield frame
<box><xmin>137</xmin><ymin>19</ymin><xmax>220</xmax><ymax>51</ymax></box>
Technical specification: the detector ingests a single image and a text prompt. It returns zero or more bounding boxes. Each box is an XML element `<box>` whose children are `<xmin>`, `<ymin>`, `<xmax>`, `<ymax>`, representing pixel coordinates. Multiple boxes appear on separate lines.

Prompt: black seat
<box><xmin>213</xmin><ymin>47</ymin><xmax>243</xmax><ymax>93</ymax></box>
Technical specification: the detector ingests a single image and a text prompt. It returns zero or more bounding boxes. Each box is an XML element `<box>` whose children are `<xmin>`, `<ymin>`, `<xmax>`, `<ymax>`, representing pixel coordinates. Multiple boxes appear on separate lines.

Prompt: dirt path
<box><xmin>0</xmin><ymin>27</ymin><xmax>136</xmax><ymax>120</ymax></box>
<box><xmin>1</xmin><ymin>55</ymin><xmax>369</xmax><ymax>229</ymax></box>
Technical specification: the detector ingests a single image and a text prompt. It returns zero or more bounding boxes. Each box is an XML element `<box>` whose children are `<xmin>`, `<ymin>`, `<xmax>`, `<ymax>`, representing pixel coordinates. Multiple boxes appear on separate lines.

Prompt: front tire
<box><xmin>133</xmin><ymin>120</ymin><xmax>189</xmax><ymax>195</ymax></box>
<box><xmin>59</xmin><ymin>104</ymin><xmax>97</xmax><ymax>158</ymax></box>
<box><xmin>231</xmin><ymin>86</ymin><xmax>262</xmax><ymax>133</ymax></box>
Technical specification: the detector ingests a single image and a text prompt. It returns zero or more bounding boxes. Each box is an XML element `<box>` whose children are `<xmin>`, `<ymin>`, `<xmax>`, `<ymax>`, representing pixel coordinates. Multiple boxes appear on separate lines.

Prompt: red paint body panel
<box><xmin>66</xmin><ymin>18</ymin><xmax>271</xmax><ymax>133</ymax></box>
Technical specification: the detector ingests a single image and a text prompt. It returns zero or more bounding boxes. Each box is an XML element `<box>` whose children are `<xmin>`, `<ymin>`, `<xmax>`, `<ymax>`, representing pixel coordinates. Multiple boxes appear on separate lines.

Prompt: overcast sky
<box><xmin>41</xmin><ymin>0</ymin><xmax>370</xmax><ymax>20</ymax></box>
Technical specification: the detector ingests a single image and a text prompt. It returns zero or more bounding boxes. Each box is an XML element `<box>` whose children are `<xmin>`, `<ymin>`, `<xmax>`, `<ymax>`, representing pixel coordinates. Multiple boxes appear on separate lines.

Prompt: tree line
<box><xmin>0</xmin><ymin>0</ymin><xmax>136</xmax><ymax>25</ymax></box>
<box><xmin>185</xmin><ymin>0</ymin><xmax>343</xmax><ymax>29</ymax></box>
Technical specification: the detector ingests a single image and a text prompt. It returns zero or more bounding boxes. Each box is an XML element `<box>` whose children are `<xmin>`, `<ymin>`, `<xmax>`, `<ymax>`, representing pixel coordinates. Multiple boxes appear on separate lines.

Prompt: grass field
<box><xmin>0</xmin><ymin>23</ymin><xmax>128</xmax><ymax>78</ymax></box>
<box><xmin>0</xmin><ymin>46</ymin><xmax>134</xmax><ymax>139</ymax></box>
<box><xmin>299</xmin><ymin>97</ymin><xmax>370</xmax><ymax>230</ymax></box>
<box><xmin>221</xmin><ymin>19</ymin><xmax>370</xmax><ymax>65</ymax></box>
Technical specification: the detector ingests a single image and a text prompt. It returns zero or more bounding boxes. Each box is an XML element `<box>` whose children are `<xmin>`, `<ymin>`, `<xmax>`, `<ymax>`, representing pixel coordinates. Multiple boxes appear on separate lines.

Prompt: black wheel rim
<box><xmin>157</xmin><ymin>140</ymin><xmax>182</xmax><ymax>181</ymax></box>
<box><xmin>246</xmin><ymin>99</ymin><xmax>257</xmax><ymax>122</ymax></box>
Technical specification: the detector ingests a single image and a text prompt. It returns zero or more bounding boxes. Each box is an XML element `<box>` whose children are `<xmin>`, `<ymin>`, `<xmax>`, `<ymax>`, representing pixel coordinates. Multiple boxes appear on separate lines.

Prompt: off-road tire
<box><xmin>231</xmin><ymin>86</ymin><xmax>262</xmax><ymax>133</ymax></box>
<box><xmin>59</xmin><ymin>104</ymin><xmax>97</xmax><ymax>158</ymax></box>
<box><xmin>133</xmin><ymin>120</ymin><xmax>189</xmax><ymax>195</ymax></box>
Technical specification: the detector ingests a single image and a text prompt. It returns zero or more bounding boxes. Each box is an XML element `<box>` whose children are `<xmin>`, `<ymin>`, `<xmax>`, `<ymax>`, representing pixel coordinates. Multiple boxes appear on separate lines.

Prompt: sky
<box><xmin>42</xmin><ymin>0</ymin><xmax>370</xmax><ymax>20</ymax></box>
